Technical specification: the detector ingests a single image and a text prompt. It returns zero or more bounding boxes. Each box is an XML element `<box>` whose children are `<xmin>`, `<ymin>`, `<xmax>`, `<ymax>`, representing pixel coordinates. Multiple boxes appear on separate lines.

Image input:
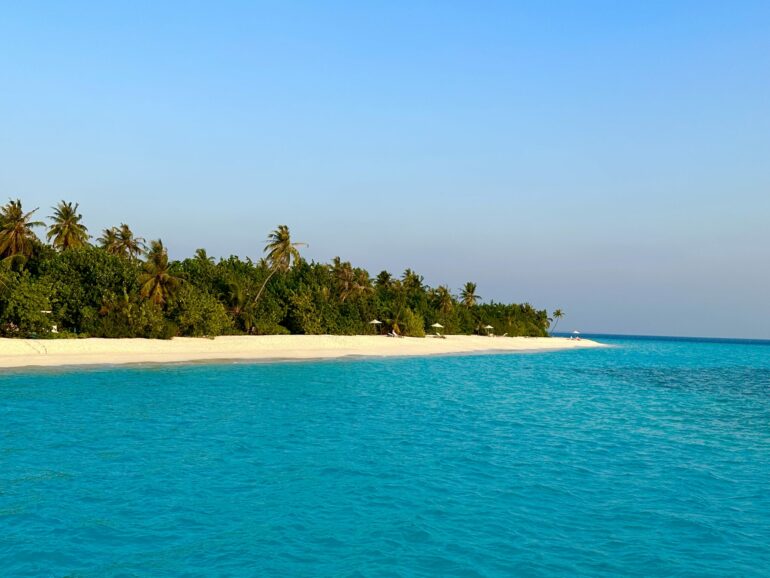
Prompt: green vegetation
<box><xmin>550</xmin><ymin>308</ymin><xmax>565</xmax><ymax>335</ymax></box>
<box><xmin>0</xmin><ymin>198</ymin><xmax>555</xmax><ymax>339</ymax></box>
<box><xmin>47</xmin><ymin>201</ymin><xmax>89</xmax><ymax>250</ymax></box>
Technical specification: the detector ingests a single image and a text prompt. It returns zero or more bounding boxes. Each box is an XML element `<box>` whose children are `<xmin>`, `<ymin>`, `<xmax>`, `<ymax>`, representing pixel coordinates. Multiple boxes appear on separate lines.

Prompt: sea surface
<box><xmin>1</xmin><ymin>336</ymin><xmax>769</xmax><ymax>577</ymax></box>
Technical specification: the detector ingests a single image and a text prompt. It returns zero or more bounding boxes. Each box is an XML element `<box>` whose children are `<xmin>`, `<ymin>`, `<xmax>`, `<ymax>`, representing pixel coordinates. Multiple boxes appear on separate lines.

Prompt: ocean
<box><xmin>2</xmin><ymin>335</ymin><xmax>769</xmax><ymax>576</ymax></box>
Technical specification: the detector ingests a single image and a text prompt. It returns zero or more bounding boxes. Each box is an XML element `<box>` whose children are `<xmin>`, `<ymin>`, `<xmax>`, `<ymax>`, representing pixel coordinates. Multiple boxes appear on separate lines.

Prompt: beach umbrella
<box><xmin>483</xmin><ymin>324</ymin><xmax>494</xmax><ymax>335</ymax></box>
<box><xmin>431</xmin><ymin>323</ymin><xmax>444</xmax><ymax>329</ymax></box>
<box><xmin>369</xmin><ymin>319</ymin><xmax>383</xmax><ymax>334</ymax></box>
<box><xmin>572</xmin><ymin>330</ymin><xmax>581</xmax><ymax>340</ymax></box>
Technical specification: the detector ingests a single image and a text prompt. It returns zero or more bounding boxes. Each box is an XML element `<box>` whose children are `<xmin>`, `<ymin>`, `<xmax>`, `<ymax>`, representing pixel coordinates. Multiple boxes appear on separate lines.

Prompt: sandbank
<box><xmin>0</xmin><ymin>335</ymin><xmax>604</xmax><ymax>369</ymax></box>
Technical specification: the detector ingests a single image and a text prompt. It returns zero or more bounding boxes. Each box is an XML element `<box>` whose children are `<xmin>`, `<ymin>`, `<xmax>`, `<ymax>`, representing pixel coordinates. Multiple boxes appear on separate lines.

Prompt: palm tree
<box><xmin>331</xmin><ymin>257</ymin><xmax>356</xmax><ymax>302</ymax></box>
<box><xmin>223</xmin><ymin>280</ymin><xmax>256</xmax><ymax>333</ymax></box>
<box><xmin>194</xmin><ymin>248</ymin><xmax>214</xmax><ymax>264</ymax></box>
<box><xmin>384</xmin><ymin>279</ymin><xmax>407</xmax><ymax>334</ymax></box>
<box><xmin>375</xmin><ymin>270</ymin><xmax>393</xmax><ymax>289</ymax></box>
<box><xmin>330</xmin><ymin>258</ymin><xmax>371</xmax><ymax>303</ymax></box>
<box><xmin>47</xmin><ymin>201</ymin><xmax>89</xmax><ymax>250</ymax></box>
<box><xmin>402</xmin><ymin>269</ymin><xmax>424</xmax><ymax>293</ymax></box>
<box><xmin>254</xmin><ymin>225</ymin><xmax>307</xmax><ymax>303</ymax></box>
<box><xmin>98</xmin><ymin>227</ymin><xmax>120</xmax><ymax>255</ymax></box>
<box><xmin>0</xmin><ymin>199</ymin><xmax>43</xmax><ymax>260</ymax></box>
<box><xmin>116</xmin><ymin>223</ymin><xmax>145</xmax><ymax>260</ymax></box>
<box><xmin>138</xmin><ymin>240</ymin><xmax>183</xmax><ymax>305</ymax></box>
<box><xmin>434</xmin><ymin>285</ymin><xmax>454</xmax><ymax>316</ymax></box>
<box><xmin>354</xmin><ymin>269</ymin><xmax>373</xmax><ymax>299</ymax></box>
<box><xmin>461</xmin><ymin>282</ymin><xmax>480</xmax><ymax>307</ymax></box>
<box><xmin>550</xmin><ymin>309</ymin><xmax>565</xmax><ymax>335</ymax></box>
<box><xmin>99</xmin><ymin>224</ymin><xmax>145</xmax><ymax>259</ymax></box>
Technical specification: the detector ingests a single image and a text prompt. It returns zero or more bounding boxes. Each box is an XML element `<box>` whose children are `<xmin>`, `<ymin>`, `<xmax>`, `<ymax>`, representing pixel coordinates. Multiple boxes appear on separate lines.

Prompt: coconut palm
<box><xmin>402</xmin><ymin>269</ymin><xmax>424</xmax><ymax>293</ymax></box>
<box><xmin>461</xmin><ymin>282</ymin><xmax>480</xmax><ymax>307</ymax></box>
<box><xmin>254</xmin><ymin>225</ymin><xmax>307</xmax><ymax>303</ymax></box>
<box><xmin>331</xmin><ymin>257</ymin><xmax>356</xmax><ymax>302</ymax></box>
<box><xmin>223</xmin><ymin>280</ymin><xmax>256</xmax><ymax>333</ymax></box>
<box><xmin>0</xmin><ymin>199</ymin><xmax>43</xmax><ymax>260</ymax></box>
<box><xmin>375</xmin><ymin>270</ymin><xmax>393</xmax><ymax>289</ymax></box>
<box><xmin>550</xmin><ymin>308</ymin><xmax>565</xmax><ymax>335</ymax></box>
<box><xmin>100</xmin><ymin>224</ymin><xmax>145</xmax><ymax>259</ymax></box>
<box><xmin>98</xmin><ymin>227</ymin><xmax>120</xmax><ymax>255</ymax></box>
<box><xmin>138</xmin><ymin>240</ymin><xmax>183</xmax><ymax>305</ymax></box>
<box><xmin>331</xmin><ymin>258</ymin><xmax>371</xmax><ymax>302</ymax></box>
<box><xmin>116</xmin><ymin>224</ymin><xmax>145</xmax><ymax>260</ymax></box>
<box><xmin>47</xmin><ymin>201</ymin><xmax>89</xmax><ymax>250</ymax></box>
<box><xmin>354</xmin><ymin>269</ymin><xmax>373</xmax><ymax>299</ymax></box>
<box><xmin>434</xmin><ymin>285</ymin><xmax>454</xmax><ymax>316</ymax></box>
<box><xmin>194</xmin><ymin>248</ymin><xmax>214</xmax><ymax>264</ymax></box>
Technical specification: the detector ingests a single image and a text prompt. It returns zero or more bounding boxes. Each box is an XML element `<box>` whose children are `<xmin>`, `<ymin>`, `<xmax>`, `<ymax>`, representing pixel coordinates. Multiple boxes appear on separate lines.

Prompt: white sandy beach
<box><xmin>0</xmin><ymin>335</ymin><xmax>603</xmax><ymax>369</ymax></box>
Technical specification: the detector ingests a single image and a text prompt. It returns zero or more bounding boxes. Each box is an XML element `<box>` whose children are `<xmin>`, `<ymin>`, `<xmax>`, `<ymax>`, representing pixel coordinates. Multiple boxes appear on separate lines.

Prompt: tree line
<box><xmin>0</xmin><ymin>199</ymin><xmax>560</xmax><ymax>339</ymax></box>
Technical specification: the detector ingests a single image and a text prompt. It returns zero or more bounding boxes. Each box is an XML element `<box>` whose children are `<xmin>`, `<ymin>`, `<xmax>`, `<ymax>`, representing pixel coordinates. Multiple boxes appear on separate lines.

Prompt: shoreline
<box><xmin>0</xmin><ymin>335</ymin><xmax>604</xmax><ymax>370</ymax></box>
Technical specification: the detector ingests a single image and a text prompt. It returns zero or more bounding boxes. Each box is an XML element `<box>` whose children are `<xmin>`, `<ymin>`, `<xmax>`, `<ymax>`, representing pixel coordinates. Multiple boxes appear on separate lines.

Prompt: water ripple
<box><xmin>1</xmin><ymin>338</ymin><xmax>769</xmax><ymax>576</ymax></box>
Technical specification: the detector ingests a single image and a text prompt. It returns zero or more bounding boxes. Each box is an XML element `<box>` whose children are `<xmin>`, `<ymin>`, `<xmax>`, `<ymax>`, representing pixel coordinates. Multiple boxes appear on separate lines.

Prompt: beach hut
<box><xmin>368</xmin><ymin>319</ymin><xmax>383</xmax><ymax>334</ymax></box>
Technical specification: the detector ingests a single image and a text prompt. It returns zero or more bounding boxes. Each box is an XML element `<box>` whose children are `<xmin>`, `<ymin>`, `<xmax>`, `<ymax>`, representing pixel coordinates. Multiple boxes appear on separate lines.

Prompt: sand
<box><xmin>0</xmin><ymin>334</ymin><xmax>604</xmax><ymax>369</ymax></box>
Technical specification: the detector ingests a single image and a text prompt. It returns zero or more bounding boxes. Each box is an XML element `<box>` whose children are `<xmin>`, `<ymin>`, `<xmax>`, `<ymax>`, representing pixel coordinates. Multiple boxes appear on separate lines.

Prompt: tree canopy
<box><xmin>0</xmin><ymin>198</ymin><xmax>554</xmax><ymax>339</ymax></box>
<box><xmin>0</xmin><ymin>199</ymin><xmax>43</xmax><ymax>261</ymax></box>
<box><xmin>47</xmin><ymin>201</ymin><xmax>89</xmax><ymax>250</ymax></box>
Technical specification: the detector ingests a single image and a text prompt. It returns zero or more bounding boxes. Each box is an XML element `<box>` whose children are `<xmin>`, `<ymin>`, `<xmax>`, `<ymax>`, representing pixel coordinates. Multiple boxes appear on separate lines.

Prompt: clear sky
<box><xmin>1</xmin><ymin>1</ymin><xmax>768</xmax><ymax>338</ymax></box>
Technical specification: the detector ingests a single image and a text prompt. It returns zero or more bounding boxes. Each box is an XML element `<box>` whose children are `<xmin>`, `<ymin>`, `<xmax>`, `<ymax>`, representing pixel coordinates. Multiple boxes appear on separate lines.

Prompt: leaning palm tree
<box><xmin>254</xmin><ymin>225</ymin><xmax>307</xmax><ymax>303</ymax></box>
<box><xmin>138</xmin><ymin>240</ymin><xmax>183</xmax><ymax>305</ymax></box>
<box><xmin>460</xmin><ymin>282</ymin><xmax>480</xmax><ymax>307</ymax></box>
<box><xmin>550</xmin><ymin>309</ymin><xmax>565</xmax><ymax>335</ymax></box>
<box><xmin>0</xmin><ymin>199</ymin><xmax>44</xmax><ymax>260</ymax></box>
<box><xmin>47</xmin><ymin>201</ymin><xmax>89</xmax><ymax>250</ymax></box>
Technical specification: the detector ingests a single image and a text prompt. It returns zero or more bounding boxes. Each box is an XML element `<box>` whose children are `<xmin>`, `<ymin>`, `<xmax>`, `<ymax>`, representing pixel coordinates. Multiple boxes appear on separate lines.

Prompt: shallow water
<box><xmin>2</xmin><ymin>337</ymin><xmax>769</xmax><ymax>576</ymax></box>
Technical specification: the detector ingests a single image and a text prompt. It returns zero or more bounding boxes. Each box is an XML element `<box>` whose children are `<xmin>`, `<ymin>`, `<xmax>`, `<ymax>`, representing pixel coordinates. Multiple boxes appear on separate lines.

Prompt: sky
<box><xmin>1</xmin><ymin>1</ymin><xmax>768</xmax><ymax>339</ymax></box>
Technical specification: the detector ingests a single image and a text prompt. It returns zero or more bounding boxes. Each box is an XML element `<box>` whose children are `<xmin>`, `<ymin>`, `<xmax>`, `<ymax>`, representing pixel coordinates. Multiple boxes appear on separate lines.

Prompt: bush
<box><xmin>170</xmin><ymin>284</ymin><xmax>233</xmax><ymax>337</ymax></box>
<box><xmin>252</xmin><ymin>320</ymin><xmax>291</xmax><ymax>335</ymax></box>
<box><xmin>134</xmin><ymin>301</ymin><xmax>177</xmax><ymax>339</ymax></box>
<box><xmin>401</xmin><ymin>308</ymin><xmax>425</xmax><ymax>337</ymax></box>
<box><xmin>0</xmin><ymin>274</ymin><xmax>54</xmax><ymax>337</ymax></box>
<box><xmin>286</xmin><ymin>289</ymin><xmax>323</xmax><ymax>334</ymax></box>
<box><xmin>40</xmin><ymin>247</ymin><xmax>138</xmax><ymax>332</ymax></box>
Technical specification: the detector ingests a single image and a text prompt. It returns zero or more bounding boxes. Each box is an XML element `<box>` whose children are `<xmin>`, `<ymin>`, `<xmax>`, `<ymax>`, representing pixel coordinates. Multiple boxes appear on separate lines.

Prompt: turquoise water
<box><xmin>2</xmin><ymin>337</ymin><xmax>770</xmax><ymax>577</ymax></box>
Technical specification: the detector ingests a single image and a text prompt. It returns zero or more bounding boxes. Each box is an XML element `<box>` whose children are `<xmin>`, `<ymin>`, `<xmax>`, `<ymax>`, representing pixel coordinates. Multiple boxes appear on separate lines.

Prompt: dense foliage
<box><xmin>0</xmin><ymin>199</ymin><xmax>554</xmax><ymax>338</ymax></box>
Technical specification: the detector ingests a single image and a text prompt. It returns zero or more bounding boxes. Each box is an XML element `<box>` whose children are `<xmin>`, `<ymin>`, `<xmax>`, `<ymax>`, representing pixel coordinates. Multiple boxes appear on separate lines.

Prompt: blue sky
<box><xmin>1</xmin><ymin>1</ymin><xmax>768</xmax><ymax>338</ymax></box>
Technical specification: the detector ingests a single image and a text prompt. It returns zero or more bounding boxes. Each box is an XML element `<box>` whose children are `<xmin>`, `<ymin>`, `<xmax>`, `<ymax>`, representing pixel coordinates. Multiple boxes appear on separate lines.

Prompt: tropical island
<box><xmin>0</xmin><ymin>198</ymin><xmax>572</xmax><ymax>343</ymax></box>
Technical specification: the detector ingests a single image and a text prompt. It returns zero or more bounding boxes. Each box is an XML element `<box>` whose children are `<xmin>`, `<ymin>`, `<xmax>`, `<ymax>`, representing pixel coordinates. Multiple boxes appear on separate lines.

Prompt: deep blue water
<box><xmin>1</xmin><ymin>336</ymin><xmax>769</xmax><ymax>577</ymax></box>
